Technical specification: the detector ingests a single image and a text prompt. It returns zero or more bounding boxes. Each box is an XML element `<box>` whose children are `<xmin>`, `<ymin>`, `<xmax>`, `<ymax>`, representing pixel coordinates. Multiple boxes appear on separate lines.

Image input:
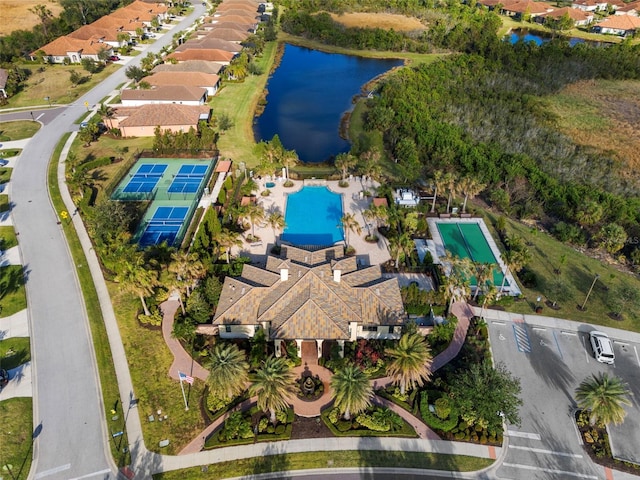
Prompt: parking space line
<box><xmin>509</xmin><ymin>445</ymin><xmax>582</xmax><ymax>458</ymax></box>
<box><xmin>507</xmin><ymin>430</ymin><xmax>541</xmax><ymax>440</ymax></box>
<box><xmin>532</xmin><ymin>327</ymin><xmax>546</xmax><ymax>331</ymax></box>
<box><xmin>492</xmin><ymin>321</ymin><xmax>506</xmax><ymax>326</ymax></box>
<box><xmin>36</xmin><ymin>113</ymin><xmax>45</xmax><ymax>121</ymax></box>
<box><xmin>553</xmin><ymin>330</ymin><xmax>564</xmax><ymax>359</ymax></box>
<box><xmin>502</xmin><ymin>463</ymin><xmax>598</xmax><ymax>479</ymax></box>
<box><xmin>635</xmin><ymin>346</ymin><xmax>640</xmax><ymax>367</ymax></box>
<box><xmin>512</xmin><ymin>324</ymin><xmax>532</xmax><ymax>353</ymax></box>
<box><xmin>581</xmin><ymin>335</ymin><xmax>590</xmax><ymax>363</ymax></box>
<box><xmin>562</xmin><ymin>331</ymin><xmax>577</xmax><ymax>336</ymax></box>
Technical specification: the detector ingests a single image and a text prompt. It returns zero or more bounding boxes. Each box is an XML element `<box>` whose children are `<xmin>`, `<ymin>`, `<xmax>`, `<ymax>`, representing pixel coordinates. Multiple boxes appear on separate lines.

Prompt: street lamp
<box><xmin>580</xmin><ymin>274</ymin><xmax>600</xmax><ymax>311</ymax></box>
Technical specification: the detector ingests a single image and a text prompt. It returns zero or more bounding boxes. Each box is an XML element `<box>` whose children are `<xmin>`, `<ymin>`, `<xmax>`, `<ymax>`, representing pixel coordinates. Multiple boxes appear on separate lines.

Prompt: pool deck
<box><xmin>427</xmin><ymin>217</ymin><xmax>521</xmax><ymax>296</ymax></box>
<box><xmin>229</xmin><ymin>177</ymin><xmax>392</xmax><ymax>267</ymax></box>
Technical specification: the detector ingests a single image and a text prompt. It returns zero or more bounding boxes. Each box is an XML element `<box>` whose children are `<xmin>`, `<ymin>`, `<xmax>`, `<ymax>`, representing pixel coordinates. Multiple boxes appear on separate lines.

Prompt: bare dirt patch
<box><xmin>542</xmin><ymin>79</ymin><xmax>640</xmax><ymax>188</ymax></box>
<box><xmin>0</xmin><ymin>0</ymin><xmax>65</xmax><ymax>35</ymax></box>
<box><xmin>329</xmin><ymin>12</ymin><xmax>426</xmax><ymax>32</ymax></box>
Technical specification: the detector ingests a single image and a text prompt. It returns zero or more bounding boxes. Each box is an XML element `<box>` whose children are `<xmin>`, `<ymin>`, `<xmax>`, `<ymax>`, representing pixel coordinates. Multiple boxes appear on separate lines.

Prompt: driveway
<box><xmin>479</xmin><ymin>308</ymin><xmax>640</xmax><ymax>479</ymax></box>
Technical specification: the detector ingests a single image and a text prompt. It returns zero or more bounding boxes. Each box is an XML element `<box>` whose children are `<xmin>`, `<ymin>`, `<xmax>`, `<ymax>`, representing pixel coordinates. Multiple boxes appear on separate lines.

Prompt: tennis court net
<box><xmin>147</xmin><ymin>219</ymin><xmax>184</xmax><ymax>226</ymax></box>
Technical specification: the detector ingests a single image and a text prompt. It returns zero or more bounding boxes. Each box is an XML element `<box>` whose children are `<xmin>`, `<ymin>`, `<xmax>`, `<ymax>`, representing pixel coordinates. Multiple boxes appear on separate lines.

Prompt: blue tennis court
<box><xmin>168</xmin><ymin>164</ymin><xmax>208</xmax><ymax>194</ymax></box>
<box><xmin>139</xmin><ymin>206</ymin><xmax>189</xmax><ymax>247</ymax></box>
<box><xmin>123</xmin><ymin>164</ymin><xmax>168</xmax><ymax>193</ymax></box>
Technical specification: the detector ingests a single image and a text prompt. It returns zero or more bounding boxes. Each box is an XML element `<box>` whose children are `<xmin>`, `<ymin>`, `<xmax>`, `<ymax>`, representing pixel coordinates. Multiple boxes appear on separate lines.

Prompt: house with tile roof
<box><xmin>593</xmin><ymin>14</ymin><xmax>640</xmax><ymax>34</ymax></box>
<box><xmin>152</xmin><ymin>60</ymin><xmax>225</xmax><ymax>75</ymax></box>
<box><xmin>120</xmin><ymin>85</ymin><xmax>208</xmax><ymax>106</ymax></box>
<box><xmin>32</xmin><ymin>36</ymin><xmax>113</xmax><ymax>64</ymax></box>
<box><xmin>200</xmin><ymin>21</ymin><xmax>258</xmax><ymax>33</ymax></box>
<box><xmin>216</xmin><ymin>1</ymin><xmax>259</xmax><ymax>12</ymax></box>
<box><xmin>145</xmin><ymin>71</ymin><xmax>221</xmax><ymax>96</ymax></box>
<box><xmin>105</xmin><ymin>104</ymin><xmax>211</xmax><ymax>137</ymax></box>
<box><xmin>614</xmin><ymin>0</ymin><xmax>640</xmax><ymax>15</ymax></box>
<box><xmin>501</xmin><ymin>0</ymin><xmax>556</xmax><ymax>19</ymax></box>
<box><xmin>0</xmin><ymin>69</ymin><xmax>8</xmax><ymax>98</ymax></box>
<box><xmin>166</xmin><ymin>48</ymin><xmax>236</xmax><ymax>64</ymax></box>
<box><xmin>212</xmin><ymin>245</ymin><xmax>407</xmax><ymax>359</ymax></box>
<box><xmin>571</xmin><ymin>0</ymin><xmax>609</xmax><ymax>11</ymax></box>
<box><xmin>176</xmin><ymin>37</ymin><xmax>242</xmax><ymax>53</ymax></box>
<box><xmin>536</xmin><ymin>7</ymin><xmax>594</xmax><ymax>25</ymax></box>
<box><xmin>203</xmin><ymin>28</ymin><xmax>251</xmax><ymax>42</ymax></box>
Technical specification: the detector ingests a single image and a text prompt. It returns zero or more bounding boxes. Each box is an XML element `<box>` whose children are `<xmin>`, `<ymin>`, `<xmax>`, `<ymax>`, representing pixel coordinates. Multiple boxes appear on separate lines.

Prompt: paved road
<box><xmin>5</xmin><ymin>7</ymin><xmax>205</xmax><ymax>480</ymax></box>
<box><xmin>0</xmin><ymin>107</ymin><xmax>66</xmax><ymax>125</ymax></box>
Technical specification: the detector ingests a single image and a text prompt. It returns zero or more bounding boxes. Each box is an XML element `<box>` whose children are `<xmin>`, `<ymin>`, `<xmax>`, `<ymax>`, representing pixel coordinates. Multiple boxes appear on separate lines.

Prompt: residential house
<box><xmin>144</xmin><ymin>71</ymin><xmax>221</xmax><ymax>96</ymax></box>
<box><xmin>203</xmin><ymin>28</ymin><xmax>251</xmax><ymax>42</ymax></box>
<box><xmin>152</xmin><ymin>60</ymin><xmax>225</xmax><ymax>75</ymax></box>
<box><xmin>200</xmin><ymin>21</ymin><xmax>258</xmax><ymax>33</ymax></box>
<box><xmin>212</xmin><ymin>245</ymin><xmax>407</xmax><ymax>359</ymax></box>
<box><xmin>501</xmin><ymin>0</ymin><xmax>556</xmax><ymax>20</ymax></box>
<box><xmin>614</xmin><ymin>0</ymin><xmax>640</xmax><ymax>15</ymax></box>
<box><xmin>571</xmin><ymin>0</ymin><xmax>608</xmax><ymax>11</ymax></box>
<box><xmin>216</xmin><ymin>2</ymin><xmax>259</xmax><ymax>13</ymax></box>
<box><xmin>536</xmin><ymin>7</ymin><xmax>594</xmax><ymax>26</ymax></box>
<box><xmin>0</xmin><ymin>69</ymin><xmax>8</xmax><ymax>98</ymax></box>
<box><xmin>166</xmin><ymin>48</ymin><xmax>236</xmax><ymax>64</ymax></box>
<box><xmin>32</xmin><ymin>36</ymin><xmax>112</xmax><ymax>63</ymax></box>
<box><xmin>120</xmin><ymin>85</ymin><xmax>208</xmax><ymax>106</ymax></box>
<box><xmin>593</xmin><ymin>14</ymin><xmax>640</xmax><ymax>34</ymax></box>
<box><xmin>176</xmin><ymin>37</ymin><xmax>242</xmax><ymax>53</ymax></box>
<box><xmin>104</xmin><ymin>104</ymin><xmax>210</xmax><ymax>137</ymax></box>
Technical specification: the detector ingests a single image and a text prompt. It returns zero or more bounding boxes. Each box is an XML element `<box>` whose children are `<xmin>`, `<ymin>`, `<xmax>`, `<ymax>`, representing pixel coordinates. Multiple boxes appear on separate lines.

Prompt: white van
<box><xmin>589</xmin><ymin>331</ymin><xmax>615</xmax><ymax>365</ymax></box>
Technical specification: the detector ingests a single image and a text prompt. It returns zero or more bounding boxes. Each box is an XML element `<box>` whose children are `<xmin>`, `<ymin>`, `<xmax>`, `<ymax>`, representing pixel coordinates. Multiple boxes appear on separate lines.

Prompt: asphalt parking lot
<box><xmin>485</xmin><ymin>312</ymin><xmax>640</xmax><ymax>479</ymax></box>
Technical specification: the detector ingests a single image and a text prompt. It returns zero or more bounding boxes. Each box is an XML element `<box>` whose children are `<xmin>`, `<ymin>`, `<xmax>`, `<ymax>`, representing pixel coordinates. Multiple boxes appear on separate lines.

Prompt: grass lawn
<box><xmin>0</xmin><ymin>265</ymin><xmax>27</xmax><ymax>318</ymax></box>
<box><xmin>0</xmin><ymin>226</ymin><xmax>19</xmax><ymax>250</ymax></box>
<box><xmin>3</xmin><ymin>63</ymin><xmax>120</xmax><ymax>109</ymax></box>
<box><xmin>48</xmin><ymin>133</ymin><xmax>124</xmax><ymax>465</ymax></box>
<box><xmin>1</xmin><ymin>149</ymin><xmax>22</xmax><ymax>158</ymax></box>
<box><xmin>0</xmin><ymin>167</ymin><xmax>12</xmax><ymax>184</ymax></box>
<box><xmin>0</xmin><ymin>194</ymin><xmax>9</xmax><ymax>212</ymax></box>
<box><xmin>152</xmin><ymin>451</ymin><xmax>494</xmax><ymax>479</ymax></box>
<box><xmin>0</xmin><ymin>336</ymin><xmax>31</xmax><ymax>370</ymax></box>
<box><xmin>210</xmin><ymin>41</ymin><xmax>278</xmax><ymax>168</ymax></box>
<box><xmin>0</xmin><ymin>397</ymin><xmax>33</xmax><ymax>480</ymax></box>
<box><xmin>481</xmin><ymin>210</ymin><xmax>640</xmax><ymax>331</ymax></box>
<box><xmin>0</xmin><ymin>121</ymin><xmax>41</xmax><ymax>141</ymax></box>
<box><xmin>109</xmin><ymin>284</ymin><xmax>207</xmax><ymax>454</ymax></box>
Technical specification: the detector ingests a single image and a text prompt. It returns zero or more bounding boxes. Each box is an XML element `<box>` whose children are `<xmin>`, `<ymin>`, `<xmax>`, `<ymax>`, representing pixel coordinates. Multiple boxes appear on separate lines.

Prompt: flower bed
<box><xmin>321</xmin><ymin>406</ymin><xmax>418</xmax><ymax>438</ymax></box>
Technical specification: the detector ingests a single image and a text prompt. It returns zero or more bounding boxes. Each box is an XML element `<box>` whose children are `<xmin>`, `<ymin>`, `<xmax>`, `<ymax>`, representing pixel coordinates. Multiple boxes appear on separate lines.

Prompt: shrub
<box><xmin>338</xmin><ymin>180</ymin><xmax>349</xmax><ymax>188</ymax></box>
<box><xmin>420</xmin><ymin>391</ymin><xmax>459</xmax><ymax>432</ymax></box>
<box><xmin>207</xmin><ymin>392</ymin><xmax>228</xmax><ymax>413</ymax></box>
<box><xmin>276</xmin><ymin>409</ymin><xmax>287</xmax><ymax>425</ymax></box>
<box><xmin>258</xmin><ymin>417</ymin><xmax>268</xmax><ymax>433</ymax></box>
<box><xmin>283</xmin><ymin>180</ymin><xmax>294</xmax><ymax>187</ymax></box>
<box><xmin>336</xmin><ymin>419</ymin><xmax>352</xmax><ymax>432</ymax></box>
<box><xmin>434</xmin><ymin>397</ymin><xmax>452</xmax><ymax>420</ymax></box>
<box><xmin>275</xmin><ymin>425</ymin><xmax>285</xmax><ymax>435</ymax></box>
<box><xmin>267</xmin><ymin>425</ymin><xmax>275</xmax><ymax>434</ymax></box>
<box><xmin>356</xmin><ymin>413</ymin><xmax>390</xmax><ymax>432</ymax></box>
<box><xmin>328</xmin><ymin>408</ymin><xmax>339</xmax><ymax>424</ymax></box>
<box><xmin>138</xmin><ymin>308</ymin><xmax>162</xmax><ymax>326</ymax></box>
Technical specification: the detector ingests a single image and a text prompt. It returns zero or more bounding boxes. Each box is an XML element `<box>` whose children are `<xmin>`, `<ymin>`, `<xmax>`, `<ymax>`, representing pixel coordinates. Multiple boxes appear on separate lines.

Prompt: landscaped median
<box><xmin>152</xmin><ymin>450</ymin><xmax>494</xmax><ymax>480</ymax></box>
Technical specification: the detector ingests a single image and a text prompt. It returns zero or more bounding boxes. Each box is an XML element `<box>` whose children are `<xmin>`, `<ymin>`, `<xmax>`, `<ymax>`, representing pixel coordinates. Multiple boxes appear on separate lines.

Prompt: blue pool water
<box><xmin>282</xmin><ymin>187</ymin><xmax>344</xmax><ymax>246</ymax></box>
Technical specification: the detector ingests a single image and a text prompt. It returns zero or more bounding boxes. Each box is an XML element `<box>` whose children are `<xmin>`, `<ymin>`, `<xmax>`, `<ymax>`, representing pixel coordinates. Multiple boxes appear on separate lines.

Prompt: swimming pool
<box><xmin>282</xmin><ymin>186</ymin><xmax>344</xmax><ymax>246</ymax></box>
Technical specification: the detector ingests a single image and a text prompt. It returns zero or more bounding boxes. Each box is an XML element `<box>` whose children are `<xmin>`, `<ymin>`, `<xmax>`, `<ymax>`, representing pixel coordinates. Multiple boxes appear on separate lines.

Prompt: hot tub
<box><xmin>265</xmin><ymin>182</ymin><xmax>276</xmax><ymax>188</ymax></box>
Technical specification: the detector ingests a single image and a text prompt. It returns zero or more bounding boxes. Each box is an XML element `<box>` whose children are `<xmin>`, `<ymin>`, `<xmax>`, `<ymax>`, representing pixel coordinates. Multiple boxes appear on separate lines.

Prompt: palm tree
<box><xmin>363</xmin><ymin>204</ymin><xmax>388</xmax><ymax>232</ymax></box>
<box><xmin>499</xmin><ymin>247</ymin><xmax>529</xmax><ymax>292</ymax></box>
<box><xmin>386</xmin><ymin>333</ymin><xmax>433</xmax><ymax>395</ymax></box>
<box><xmin>472</xmin><ymin>262</ymin><xmax>495</xmax><ymax>301</ymax></box>
<box><xmin>115</xmin><ymin>257</ymin><xmax>158</xmax><ymax>316</ymax></box>
<box><xmin>250</xmin><ymin>356</ymin><xmax>296</xmax><ymax>425</ymax></box>
<box><xmin>444</xmin><ymin>172</ymin><xmax>459</xmax><ymax>214</ymax></box>
<box><xmin>169</xmin><ymin>251</ymin><xmax>206</xmax><ymax>314</ymax></box>
<box><xmin>340</xmin><ymin>213</ymin><xmax>362</xmax><ymax>247</ymax></box>
<box><xmin>267</xmin><ymin>211</ymin><xmax>285</xmax><ymax>245</ymax></box>
<box><xmin>430</xmin><ymin>170</ymin><xmax>444</xmax><ymax>213</ymax></box>
<box><xmin>334</xmin><ymin>153</ymin><xmax>357</xmax><ymax>181</ymax></box>
<box><xmin>280</xmin><ymin>149</ymin><xmax>299</xmax><ymax>180</ymax></box>
<box><xmin>389</xmin><ymin>232</ymin><xmax>414</xmax><ymax>269</ymax></box>
<box><xmin>215</xmin><ymin>229</ymin><xmax>242</xmax><ymax>264</ymax></box>
<box><xmin>330</xmin><ymin>364</ymin><xmax>373</xmax><ymax>420</ymax></box>
<box><xmin>239</xmin><ymin>203</ymin><xmax>265</xmax><ymax>238</ymax></box>
<box><xmin>459</xmin><ymin>177</ymin><xmax>486</xmax><ymax>214</ymax></box>
<box><xmin>575</xmin><ymin>373</ymin><xmax>631</xmax><ymax>426</ymax></box>
<box><xmin>206</xmin><ymin>342</ymin><xmax>250</xmax><ymax>401</ymax></box>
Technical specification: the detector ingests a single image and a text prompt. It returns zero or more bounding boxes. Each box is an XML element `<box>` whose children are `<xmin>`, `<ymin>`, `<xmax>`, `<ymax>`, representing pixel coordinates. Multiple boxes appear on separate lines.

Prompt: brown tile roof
<box><xmin>166</xmin><ymin>49</ymin><xmax>236</xmax><ymax>62</ymax></box>
<box><xmin>215</xmin><ymin>160</ymin><xmax>233</xmax><ymax>172</ymax></box>
<box><xmin>113</xmin><ymin>104</ymin><xmax>210</xmax><ymax>127</ymax></box>
<box><xmin>572</xmin><ymin>0</ymin><xmax>605</xmax><ymax>5</ymax></box>
<box><xmin>210</xmin><ymin>13</ymin><xmax>259</xmax><ymax>24</ymax></box>
<box><xmin>177</xmin><ymin>37</ymin><xmax>242</xmax><ymax>52</ymax></box>
<box><xmin>216</xmin><ymin>2</ymin><xmax>259</xmax><ymax>12</ymax></box>
<box><xmin>539</xmin><ymin>7</ymin><xmax>591</xmax><ymax>20</ymax></box>
<box><xmin>145</xmin><ymin>71</ymin><xmax>220</xmax><ymax>88</ymax></box>
<box><xmin>615</xmin><ymin>0</ymin><xmax>639</xmax><ymax>11</ymax></box>
<box><xmin>502</xmin><ymin>0</ymin><xmax>555</xmax><ymax>13</ymax></box>
<box><xmin>153</xmin><ymin>60</ymin><xmax>225</xmax><ymax>74</ymax></box>
<box><xmin>203</xmin><ymin>28</ymin><xmax>251</xmax><ymax>42</ymax></box>
<box><xmin>213</xmin><ymin>246</ymin><xmax>406</xmax><ymax>340</ymax></box>
<box><xmin>202</xmin><ymin>21</ymin><xmax>254</xmax><ymax>32</ymax></box>
<box><xmin>121</xmin><ymin>85</ymin><xmax>207</xmax><ymax>102</ymax></box>
<box><xmin>597</xmin><ymin>14</ymin><xmax>640</xmax><ymax>27</ymax></box>
<box><xmin>35</xmin><ymin>36</ymin><xmax>108</xmax><ymax>56</ymax></box>
<box><xmin>372</xmin><ymin>197</ymin><xmax>388</xmax><ymax>207</ymax></box>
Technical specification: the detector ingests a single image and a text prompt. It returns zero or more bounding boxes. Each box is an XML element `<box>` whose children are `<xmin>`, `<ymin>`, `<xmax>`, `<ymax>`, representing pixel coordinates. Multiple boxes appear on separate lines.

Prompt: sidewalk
<box><xmin>0</xmin><ymin>309</ymin><xmax>29</xmax><ymax>339</ymax></box>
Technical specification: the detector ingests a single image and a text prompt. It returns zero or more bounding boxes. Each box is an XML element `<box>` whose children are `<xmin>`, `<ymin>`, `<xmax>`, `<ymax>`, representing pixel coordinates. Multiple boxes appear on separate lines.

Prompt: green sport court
<box><xmin>429</xmin><ymin>219</ymin><xmax>520</xmax><ymax>294</ymax></box>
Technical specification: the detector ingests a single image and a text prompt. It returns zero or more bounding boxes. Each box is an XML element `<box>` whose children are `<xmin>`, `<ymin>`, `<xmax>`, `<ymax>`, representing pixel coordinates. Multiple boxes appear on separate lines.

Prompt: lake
<box><xmin>253</xmin><ymin>44</ymin><xmax>403</xmax><ymax>163</ymax></box>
